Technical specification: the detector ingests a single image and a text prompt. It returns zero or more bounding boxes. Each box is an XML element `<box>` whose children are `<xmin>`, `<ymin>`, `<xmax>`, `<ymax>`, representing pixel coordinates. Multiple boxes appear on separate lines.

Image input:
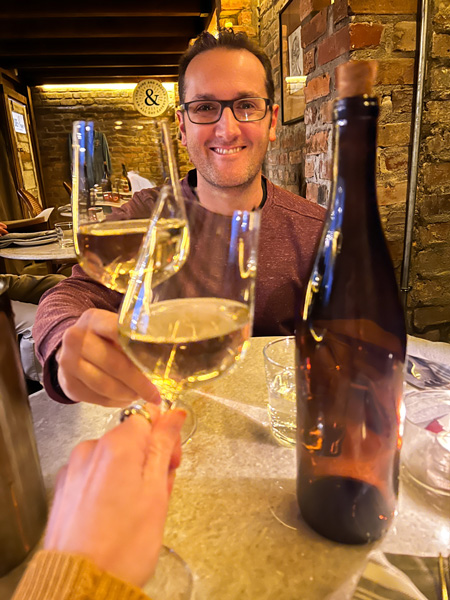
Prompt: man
<box><xmin>34</xmin><ymin>30</ymin><xmax>325</xmax><ymax>408</ymax></box>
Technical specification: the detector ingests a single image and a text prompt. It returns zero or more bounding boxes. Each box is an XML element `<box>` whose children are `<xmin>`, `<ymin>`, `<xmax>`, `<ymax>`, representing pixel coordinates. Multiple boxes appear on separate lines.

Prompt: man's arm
<box><xmin>33</xmin><ymin>187</ymin><xmax>162</xmax><ymax>406</ymax></box>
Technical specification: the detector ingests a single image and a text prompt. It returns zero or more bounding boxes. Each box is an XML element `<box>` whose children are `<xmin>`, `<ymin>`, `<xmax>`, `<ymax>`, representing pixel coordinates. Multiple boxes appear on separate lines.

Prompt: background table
<box><xmin>1</xmin><ymin>337</ymin><xmax>449</xmax><ymax>599</ymax></box>
<box><xmin>0</xmin><ymin>242</ymin><xmax>76</xmax><ymax>274</ymax></box>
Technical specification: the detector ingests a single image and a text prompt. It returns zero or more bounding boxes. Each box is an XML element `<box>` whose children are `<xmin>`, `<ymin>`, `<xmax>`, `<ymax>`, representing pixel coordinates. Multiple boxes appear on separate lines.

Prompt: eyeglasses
<box><xmin>179</xmin><ymin>97</ymin><xmax>273</xmax><ymax>124</ymax></box>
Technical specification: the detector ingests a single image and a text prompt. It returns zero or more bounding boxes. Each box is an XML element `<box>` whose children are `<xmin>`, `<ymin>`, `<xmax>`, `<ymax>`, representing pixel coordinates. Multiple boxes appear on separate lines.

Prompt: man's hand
<box><xmin>44</xmin><ymin>408</ymin><xmax>186</xmax><ymax>587</ymax></box>
<box><xmin>57</xmin><ymin>308</ymin><xmax>160</xmax><ymax>407</ymax></box>
<box><xmin>0</xmin><ymin>222</ymin><xmax>8</xmax><ymax>236</ymax></box>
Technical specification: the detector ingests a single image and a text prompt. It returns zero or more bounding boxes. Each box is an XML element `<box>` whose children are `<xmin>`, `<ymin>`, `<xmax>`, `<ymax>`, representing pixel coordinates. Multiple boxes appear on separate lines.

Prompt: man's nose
<box><xmin>214</xmin><ymin>106</ymin><xmax>241</xmax><ymax>138</ymax></box>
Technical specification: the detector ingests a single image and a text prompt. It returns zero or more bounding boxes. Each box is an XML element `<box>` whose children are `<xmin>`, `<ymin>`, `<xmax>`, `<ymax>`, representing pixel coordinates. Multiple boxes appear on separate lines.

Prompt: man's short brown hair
<box><xmin>178</xmin><ymin>30</ymin><xmax>275</xmax><ymax>105</ymax></box>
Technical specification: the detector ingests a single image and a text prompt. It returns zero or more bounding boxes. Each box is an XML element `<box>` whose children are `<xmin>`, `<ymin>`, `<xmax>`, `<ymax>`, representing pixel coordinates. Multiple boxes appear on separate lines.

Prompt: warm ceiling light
<box><xmin>38</xmin><ymin>82</ymin><xmax>176</xmax><ymax>92</ymax></box>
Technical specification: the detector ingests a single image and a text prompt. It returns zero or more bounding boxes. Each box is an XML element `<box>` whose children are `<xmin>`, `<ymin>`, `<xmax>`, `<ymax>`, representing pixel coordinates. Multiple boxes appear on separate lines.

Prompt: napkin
<box><xmin>352</xmin><ymin>552</ymin><xmax>441</xmax><ymax>600</ymax></box>
<box><xmin>0</xmin><ymin>230</ymin><xmax>58</xmax><ymax>248</ymax></box>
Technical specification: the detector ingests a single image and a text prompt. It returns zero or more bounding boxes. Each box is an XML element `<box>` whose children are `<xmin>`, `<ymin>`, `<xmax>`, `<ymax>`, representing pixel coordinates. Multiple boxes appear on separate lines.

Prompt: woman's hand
<box><xmin>44</xmin><ymin>407</ymin><xmax>186</xmax><ymax>587</ymax></box>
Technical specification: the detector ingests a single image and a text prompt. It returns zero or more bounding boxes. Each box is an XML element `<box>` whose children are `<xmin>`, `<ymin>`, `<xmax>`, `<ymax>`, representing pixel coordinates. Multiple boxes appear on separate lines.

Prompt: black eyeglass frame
<box><xmin>178</xmin><ymin>97</ymin><xmax>273</xmax><ymax>124</ymax></box>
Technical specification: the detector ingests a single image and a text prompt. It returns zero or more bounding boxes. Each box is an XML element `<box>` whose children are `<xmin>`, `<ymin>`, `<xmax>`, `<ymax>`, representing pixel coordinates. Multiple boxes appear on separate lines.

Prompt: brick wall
<box><xmin>408</xmin><ymin>0</ymin><xmax>450</xmax><ymax>341</ymax></box>
<box><xmin>260</xmin><ymin>0</ymin><xmax>307</xmax><ymax>195</ymax></box>
<box><xmin>31</xmin><ymin>86</ymin><xmax>190</xmax><ymax>211</ymax></box>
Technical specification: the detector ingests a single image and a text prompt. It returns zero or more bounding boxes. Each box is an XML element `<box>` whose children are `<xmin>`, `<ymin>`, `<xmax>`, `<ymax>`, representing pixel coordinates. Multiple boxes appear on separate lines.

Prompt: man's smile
<box><xmin>210</xmin><ymin>146</ymin><xmax>246</xmax><ymax>155</ymax></box>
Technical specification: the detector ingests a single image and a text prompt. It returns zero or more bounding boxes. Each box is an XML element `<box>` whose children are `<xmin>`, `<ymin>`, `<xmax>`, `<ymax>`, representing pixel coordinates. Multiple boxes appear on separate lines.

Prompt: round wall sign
<box><xmin>133</xmin><ymin>79</ymin><xmax>170</xmax><ymax>117</ymax></box>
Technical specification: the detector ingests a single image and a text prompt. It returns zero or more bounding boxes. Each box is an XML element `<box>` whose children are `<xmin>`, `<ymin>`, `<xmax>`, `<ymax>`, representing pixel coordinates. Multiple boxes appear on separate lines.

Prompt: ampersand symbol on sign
<box><xmin>145</xmin><ymin>88</ymin><xmax>160</xmax><ymax>107</ymax></box>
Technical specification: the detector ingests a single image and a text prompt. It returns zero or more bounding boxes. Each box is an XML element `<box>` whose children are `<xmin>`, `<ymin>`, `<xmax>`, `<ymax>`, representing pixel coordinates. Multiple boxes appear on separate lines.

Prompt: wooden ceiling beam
<box><xmin>25</xmin><ymin>74</ymin><xmax>178</xmax><ymax>85</ymax></box>
<box><xmin>0</xmin><ymin>38</ymin><xmax>190</xmax><ymax>57</ymax></box>
<box><xmin>20</xmin><ymin>66</ymin><xmax>179</xmax><ymax>79</ymax></box>
<box><xmin>0</xmin><ymin>0</ymin><xmax>214</xmax><ymax>18</ymax></box>
<box><xmin>2</xmin><ymin>17</ymin><xmax>206</xmax><ymax>39</ymax></box>
<box><xmin>1</xmin><ymin>55</ymin><xmax>182</xmax><ymax>69</ymax></box>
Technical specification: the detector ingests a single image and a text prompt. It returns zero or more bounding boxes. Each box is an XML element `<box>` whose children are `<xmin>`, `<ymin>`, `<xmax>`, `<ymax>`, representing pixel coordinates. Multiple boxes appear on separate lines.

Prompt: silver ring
<box><xmin>120</xmin><ymin>402</ymin><xmax>153</xmax><ymax>426</ymax></box>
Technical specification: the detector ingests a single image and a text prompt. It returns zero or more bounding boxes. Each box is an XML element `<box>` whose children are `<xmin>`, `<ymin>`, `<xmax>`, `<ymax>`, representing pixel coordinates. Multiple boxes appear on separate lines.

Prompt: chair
<box><xmin>63</xmin><ymin>181</ymin><xmax>72</xmax><ymax>198</ymax></box>
<box><xmin>17</xmin><ymin>189</ymin><xmax>43</xmax><ymax>219</ymax></box>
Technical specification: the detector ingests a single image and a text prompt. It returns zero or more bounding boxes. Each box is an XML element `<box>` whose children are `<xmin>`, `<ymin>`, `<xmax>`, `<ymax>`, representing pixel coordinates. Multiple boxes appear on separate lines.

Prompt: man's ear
<box><xmin>176</xmin><ymin>111</ymin><xmax>187</xmax><ymax>147</ymax></box>
<box><xmin>269</xmin><ymin>104</ymin><xmax>279</xmax><ymax>142</ymax></box>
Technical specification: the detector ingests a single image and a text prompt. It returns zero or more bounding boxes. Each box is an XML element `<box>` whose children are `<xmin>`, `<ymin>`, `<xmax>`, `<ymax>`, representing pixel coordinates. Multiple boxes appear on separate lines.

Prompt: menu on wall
<box><xmin>12</xmin><ymin>111</ymin><xmax>27</xmax><ymax>134</ymax></box>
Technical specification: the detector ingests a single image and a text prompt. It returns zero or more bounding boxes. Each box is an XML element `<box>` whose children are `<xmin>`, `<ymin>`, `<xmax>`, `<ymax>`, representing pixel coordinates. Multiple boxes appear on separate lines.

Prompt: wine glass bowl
<box><xmin>71</xmin><ymin>119</ymin><xmax>186</xmax><ymax>294</ymax></box>
<box><xmin>118</xmin><ymin>200</ymin><xmax>260</xmax><ymax>414</ymax></box>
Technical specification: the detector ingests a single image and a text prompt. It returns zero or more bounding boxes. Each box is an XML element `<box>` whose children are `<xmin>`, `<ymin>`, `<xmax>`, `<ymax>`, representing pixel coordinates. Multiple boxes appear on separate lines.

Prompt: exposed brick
<box><xmin>425</xmin><ymin>101</ymin><xmax>450</xmax><ymax>126</ymax></box>
<box><xmin>300</xmin><ymin>0</ymin><xmax>331</xmax><ymax>23</ymax></box>
<box><xmin>379</xmin><ymin>147</ymin><xmax>410</xmax><ymax>173</ymax></box>
<box><xmin>434</xmin><ymin>1</ymin><xmax>450</xmax><ymax>33</ymax></box>
<box><xmin>303</xmin><ymin>49</ymin><xmax>315</xmax><ymax>75</ymax></box>
<box><xmin>392</xmin><ymin>89</ymin><xmax>414</xmax><ymax>112</ymax></box>
<box><xmin>301</xmin><ymin>9</ymin><xmax>328</xmax><ymax>48</ymax></box>
<box><xmin>417</xmin><ymin>193</ymin><xmax>450</xmax><ymax>223</ymax></box>
<box><xmin>307</xmin><ymin>182</ymin><xmax>320</xmax><ymax>202</ymax></box>
<box><xmin>304</xmin><ymin>104</ymin><xmax>318</xmax><ymax>125</ymax></box>
<box><xmin>348</xmin><ymin>0</ymin><xmax>417</xmax><ymax>14</ymax></box>
<box><xmin>319</xmin><ymin>156</ymin><xmax>333</xmax><ymax>179</ymax></box>
<box><xmin>377</xmin><ymin>181</ymin><xmax>408</xmax><ymax>205</ymax></box>
<box><xmin>305</xmin><ymin>156</ymin><xmax>316</xmax><ymax>178</ymax></box>
<box><xmin>417</xmin><ymin>223</ymin><xmax>450</xmax><ymax>247</ymax></box>
<box><xmin>393</xmin><ymin>21</ymin><xmax>417</xmax><ymax>51</ymax></box>
<box><xmin>306</xmin><ymin>129</ymin><xmax>330</xmax><ymax>154</ymax></box>
<box><xmin>430</xmin><ymin>66</ymin><xmax>450</xmax><ymax>91</ymax></box>
<box><xmin>289</xmin><ymin>149</ymin><xmax>303</xmax><ymax>164</ymax></box>
<box><xmin>304</xmin><ymin>73</ymin><xmax>331</xmax><ymax>102</ymax></box>
<box><xmin>350</xmin><ymin>22</ymin><xmax>384</xmax><ymax>49</ymax></box>
<box><xmin>318</xmin><ymin>25</ymin><xmax>350</xmax><ymax>66</ymax></box>
<box><xmin>423</xmin><ymin>129</ymin><xmax>450</xmax><ymax>160</ymax></box>
<box><xmin>238</xmin><ymin>9</ymin><xmax>253</xmax><ymax>25</ymax></box>
<box><xmin>378</xmin><ymin>122</ymin><xmax>411</xmax><ymax>146</ymax></box>
<box><xmin>432</xmin><ymin>32</ymin><xmax>450</xmax><ymax>57</ymax></box>
<box><xmin>221</xmin><ymin>0</ymin><xmax>251</xmax><ymax>8</ymax></box>
<box><xmin>376</xmin><ymin>59</ymin><xmax>415</xmax><ymax>84</ymax></box>
<box><xmin>411</xmin><ymin>279</ymin><xmax>450</xmax><ymax>306</ymax></box>
<box><xmin>320</xmin><ymin>99</ymin><xmax>334</xmax><ymax>123</ymax></box>
<box><xmin>333</xmin><ymin>0</ymin><xmax>349</xmax><ymax>24</ymax></box>
<box><xmin>414</xmin><ymin>304</ymin><xmax>450</xmax><ymax>330</ymax></box>
<box><xmin>423</xmin><ymin>162</ymin><xmax>450</xmax><ymax>187</ymax></box>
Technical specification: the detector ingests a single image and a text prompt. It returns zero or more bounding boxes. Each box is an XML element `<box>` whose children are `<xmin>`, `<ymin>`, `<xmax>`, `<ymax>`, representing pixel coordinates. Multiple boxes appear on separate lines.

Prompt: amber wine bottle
<box><xmin>296</xmin><ymin>61</ymin><xmax>406</xmax><ymax>544</ymax></box>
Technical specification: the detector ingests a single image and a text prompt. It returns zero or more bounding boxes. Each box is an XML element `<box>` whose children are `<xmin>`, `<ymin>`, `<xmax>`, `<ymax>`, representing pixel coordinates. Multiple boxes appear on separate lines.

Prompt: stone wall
<box><xmin>409</xmin><ymin>0</ymin><xmax>450</xmax><ymax>341</ymax></box>
<box><xmin>31</xmin><ymin>86</ymin><xmax>190</xmax><ymax>211</ymax></box>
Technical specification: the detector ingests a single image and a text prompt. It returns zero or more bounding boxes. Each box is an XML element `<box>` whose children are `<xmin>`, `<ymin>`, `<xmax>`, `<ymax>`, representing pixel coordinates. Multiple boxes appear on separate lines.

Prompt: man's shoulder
<box><xmin>264</xmin><ymin>179</ymin><xmax>326</xmax><ymax>223</ymax></box>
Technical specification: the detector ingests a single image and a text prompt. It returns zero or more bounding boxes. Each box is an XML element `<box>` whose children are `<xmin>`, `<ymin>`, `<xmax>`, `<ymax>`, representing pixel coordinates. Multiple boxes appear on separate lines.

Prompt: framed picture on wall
<box><xmin>279</xmin><ymin>0</ymin><xmax>306</xmax><ymax>124</ymax></box>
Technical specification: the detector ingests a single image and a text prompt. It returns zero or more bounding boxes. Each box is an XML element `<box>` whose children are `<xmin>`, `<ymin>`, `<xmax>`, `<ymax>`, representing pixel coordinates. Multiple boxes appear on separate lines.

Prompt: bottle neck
<box><xmin>333</xmin><ymin>96</ymin><xmax>378</xmax><ymax>211</ymax></box>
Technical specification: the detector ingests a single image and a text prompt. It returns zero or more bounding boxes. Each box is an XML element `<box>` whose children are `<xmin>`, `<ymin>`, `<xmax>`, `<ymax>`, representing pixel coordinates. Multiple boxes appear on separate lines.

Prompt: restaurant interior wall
<box><xmin>408</xmin><ymin>0</ymin><xmax>450</xmax><ymax>341</ymax></box>
<box><xmin>31</xmin><ymin>85</ymin><xmax>191</xmax><ymax>212</ymax></box>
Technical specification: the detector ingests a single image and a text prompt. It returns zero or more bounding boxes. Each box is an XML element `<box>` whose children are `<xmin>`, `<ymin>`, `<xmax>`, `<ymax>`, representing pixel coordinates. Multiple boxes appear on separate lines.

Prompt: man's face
<box><xmin>177</xmin><ymin>48</ymin><xmax>278</xmax><ymax>191</ymax></box>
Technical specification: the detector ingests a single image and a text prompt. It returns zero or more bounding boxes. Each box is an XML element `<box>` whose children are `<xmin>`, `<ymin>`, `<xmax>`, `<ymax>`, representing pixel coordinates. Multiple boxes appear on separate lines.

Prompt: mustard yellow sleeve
<box><xmin>12</xmin><ymin>550</ymin><xmax>152</xmax><ymax>600</ymax></box>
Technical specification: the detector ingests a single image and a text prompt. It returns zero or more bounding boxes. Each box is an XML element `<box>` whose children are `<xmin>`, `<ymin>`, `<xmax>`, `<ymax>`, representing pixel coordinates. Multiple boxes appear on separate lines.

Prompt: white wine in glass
<box><xmin>71</xmin><ymin>119</ymin><xmax>188</xmax><ymax>293</ymax></box>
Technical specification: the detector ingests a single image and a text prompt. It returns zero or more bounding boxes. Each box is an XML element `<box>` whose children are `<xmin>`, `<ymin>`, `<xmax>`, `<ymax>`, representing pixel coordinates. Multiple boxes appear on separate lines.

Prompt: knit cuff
<box><xmin>12</xmin><ymin>550</ymin><xmax>151</xmax><ymax>600</ymax></box>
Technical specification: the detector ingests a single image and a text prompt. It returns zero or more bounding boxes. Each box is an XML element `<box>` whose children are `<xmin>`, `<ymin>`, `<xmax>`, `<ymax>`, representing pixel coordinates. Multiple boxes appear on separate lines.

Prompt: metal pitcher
<box><xmin>0</xmin><ymin>281</ymin><xmax>47</xmax><ymax>576</ymax></box>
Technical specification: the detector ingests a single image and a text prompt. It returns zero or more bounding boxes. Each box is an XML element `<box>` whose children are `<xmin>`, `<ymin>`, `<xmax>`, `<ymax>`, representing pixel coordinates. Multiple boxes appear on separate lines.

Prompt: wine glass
<box><xmin>118</xmin><ymin>198</ymin><xmax>260</xmax><ymax>429</ymax></box>
<box><xmin>71</xmin><ymin>118</ymin><xmax>188</xmax><ymax>294</ymax></box>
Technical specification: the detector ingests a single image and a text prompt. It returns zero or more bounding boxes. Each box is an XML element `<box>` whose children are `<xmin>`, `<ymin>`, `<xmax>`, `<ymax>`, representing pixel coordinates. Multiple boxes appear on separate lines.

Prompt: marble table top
<box><xmin>1</xmin><ymin>336</ymin><xmax>449</xmax><ymax>599</ymax></box>
<box><xmin>0</xmin><ymin>241</ymin><xmax>76</xmax><ymax>261</ymax></box>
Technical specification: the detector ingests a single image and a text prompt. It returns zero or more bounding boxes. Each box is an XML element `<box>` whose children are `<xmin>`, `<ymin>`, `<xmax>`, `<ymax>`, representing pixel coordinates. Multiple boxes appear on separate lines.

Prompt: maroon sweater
<box><xmin>34</xmin><ymin>172</ymin><xmax>325</xmax><ymax>403</ymax></box>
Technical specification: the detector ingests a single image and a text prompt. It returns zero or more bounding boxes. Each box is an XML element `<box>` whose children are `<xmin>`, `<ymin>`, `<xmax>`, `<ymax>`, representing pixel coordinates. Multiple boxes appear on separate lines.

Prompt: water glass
<box><xmin>263</xmin><ymin>337</ymin><xmax>296</xmax><ymax>447</ymax></box>
<box><xmin>55</xmin><ymin>221</ymin><xmax>74</xmax><ymax>248</ymax></box>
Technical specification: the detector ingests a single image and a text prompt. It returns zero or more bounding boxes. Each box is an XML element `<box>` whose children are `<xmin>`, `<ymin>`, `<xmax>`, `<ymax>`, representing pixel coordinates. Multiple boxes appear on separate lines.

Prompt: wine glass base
<box><xmin>143</xmin><ymin>545</ymin><xmax>193</xmax><ymax>600</ymax></box>
<box><xmin>268</xmin><ymin>479</ymin><xmax>301</xmax><ymax>530</ymax></box>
